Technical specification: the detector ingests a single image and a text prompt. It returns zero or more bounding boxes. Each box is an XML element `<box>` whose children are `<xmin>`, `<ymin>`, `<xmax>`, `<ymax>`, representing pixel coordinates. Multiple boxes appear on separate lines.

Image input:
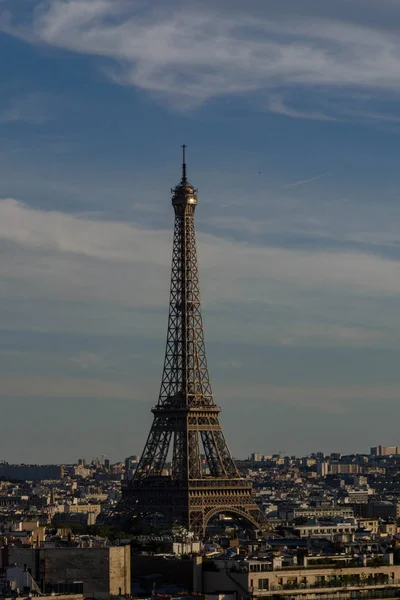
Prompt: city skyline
<box><xmin>2</xmin><ymin>1</ymin><xmax>400</xmax><ymax>461</ymax></box>
<box><xmin>2</xmin><ymin>443</ymin><xmax>400</xmax><ymax>466</ymax></box>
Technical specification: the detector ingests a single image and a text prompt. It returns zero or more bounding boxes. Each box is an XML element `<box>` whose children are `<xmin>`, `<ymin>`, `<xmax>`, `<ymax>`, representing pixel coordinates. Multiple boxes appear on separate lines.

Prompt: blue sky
<box><xmin>2</xmin><ymin>0</ymin><xmax>400</xmax><ymax>462</ymax></box>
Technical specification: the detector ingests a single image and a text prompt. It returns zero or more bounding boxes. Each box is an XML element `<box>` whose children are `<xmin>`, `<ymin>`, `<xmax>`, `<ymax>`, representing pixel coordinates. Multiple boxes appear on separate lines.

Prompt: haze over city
<box><xmin>2</xmin><ymin>0</ymin><xmax>400</xmax><ymax>462</ymax></box>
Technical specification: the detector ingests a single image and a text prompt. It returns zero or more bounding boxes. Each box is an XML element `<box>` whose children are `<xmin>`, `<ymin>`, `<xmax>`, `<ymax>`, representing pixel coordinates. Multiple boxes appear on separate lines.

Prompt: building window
<box><xmin>258</xmin><ymin>579</ymin><xmax>269</xmax><ymax>590</ymax></box>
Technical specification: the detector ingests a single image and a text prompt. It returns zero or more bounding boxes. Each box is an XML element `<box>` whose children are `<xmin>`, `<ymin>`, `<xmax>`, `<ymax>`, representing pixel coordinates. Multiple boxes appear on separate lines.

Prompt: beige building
<box><xmin>13</xmin><ymin>520</ymin><xmax>45</xmax><ymax>542</ymax></box>
<box><xmin>64</xmin><ymin>503</ymin><xmax>101</xmax><ymax>516</ymax></box>
<box><xmin>357</xmin><ymin>518</ymin><xmax>379</xmax><ymax>534</ymax></box>
<box><xmin>279</xmin><ymin>506</ymin><xmax>354</xmax><ymax>521</ymax></box>
<box><xmin>294</xmin><ymin>521</ymin><xmax>358</xmax><ymax>537</ymax></box>
<box><xmin>380</xmin><ymin>522</ymin><xmax>398</xmax><ymax>535</ymax></box>
<box><xmin>0</xmin><ymin>520</ymin><xmax>46</xmax><ymax>546</ymax></box>
<box><xmin>318</xmin><ymin>462</ymin><xmax>361</xmax><ymax>476</ymax></box>
<box><xmin>204</xmin><ymin>563</ymin><xmax>400</xmax><ymax>598</ymax></box>
<box><xmin>3</xmin><ymin>546</ymin><xmax>130</xmax><ymax>599</ymax></box>
<box><xmin>371</xmin><ymin>445</ymin><xmax>400</xmax><ymax>456</ymax></box>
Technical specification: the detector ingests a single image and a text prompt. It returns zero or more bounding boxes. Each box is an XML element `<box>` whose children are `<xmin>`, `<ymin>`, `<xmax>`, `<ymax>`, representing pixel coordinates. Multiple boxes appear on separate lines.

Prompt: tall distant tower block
<box><xmin>111</xmin><ymin>147</ymin><xmax>268</xmax><ymax>535</ymax></box>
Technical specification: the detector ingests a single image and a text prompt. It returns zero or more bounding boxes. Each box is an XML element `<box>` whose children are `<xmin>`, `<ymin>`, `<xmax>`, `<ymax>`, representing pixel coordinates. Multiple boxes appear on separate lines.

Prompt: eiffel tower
<box><xmin>112</xmin><ymin>147</ymin><xmax>268</xmax><ymax>536</ymax></box>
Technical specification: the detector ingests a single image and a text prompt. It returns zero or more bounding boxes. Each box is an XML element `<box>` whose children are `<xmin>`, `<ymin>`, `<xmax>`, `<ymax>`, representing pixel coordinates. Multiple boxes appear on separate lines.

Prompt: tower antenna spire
<box><xmin>181</xmin><ymin>144</ymin><xmax>187</xmax><ymax>182</ymax></box>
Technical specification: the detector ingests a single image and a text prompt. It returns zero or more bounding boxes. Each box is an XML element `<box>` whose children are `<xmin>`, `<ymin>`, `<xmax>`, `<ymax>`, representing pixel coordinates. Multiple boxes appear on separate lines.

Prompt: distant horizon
<box><xmin>0</xmin><ymin>446</ymin><xmax>390</xmax><ymax>466</ymax></box>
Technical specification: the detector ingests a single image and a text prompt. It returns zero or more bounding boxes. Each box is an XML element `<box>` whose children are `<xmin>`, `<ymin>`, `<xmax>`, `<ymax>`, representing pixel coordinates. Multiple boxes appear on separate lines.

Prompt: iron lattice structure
<box><xmin>112</xmin><ymin>147</ymin><xmax>268</xmax><ymax>536</ymax></box>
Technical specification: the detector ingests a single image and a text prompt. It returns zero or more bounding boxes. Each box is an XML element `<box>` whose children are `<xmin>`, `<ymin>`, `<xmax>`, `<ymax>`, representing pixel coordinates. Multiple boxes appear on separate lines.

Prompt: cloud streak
<box><xmin>3</xmin><ymin>1</ymin><xmax>400</xmax><ymax>117</ymax></box>
<box><xmin>3</xmin><ymin>197</ymin><xmax>400</xmax><ymax>300</ymax></box>
<box><xmin>0</xmin><ymin>197</ymin><xmax>400</xmax><ymax>350</ymax></box>
<box><xmin>266</xmin><ymin>95</ymin><xmax>341</xmax><ymax>122</ymax></box>
<box><xmin>282</xmin><ymin>171</ymin><xmax>334</xmax><ymax>189</ymax></box>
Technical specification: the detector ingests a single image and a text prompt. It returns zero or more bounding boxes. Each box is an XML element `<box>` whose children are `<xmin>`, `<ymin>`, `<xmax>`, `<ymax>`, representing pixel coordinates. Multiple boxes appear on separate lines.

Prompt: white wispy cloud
<box><xmin>282</xmin><ymin>172</ymin><xmax>334</xmax><ymax>189</ymax></box>
<box><xmin>2</xmin><ymin>1</ymin><xmax>400</xmax><ymax>116</ymax></box>
<box><xmin>266</xmin><ymin>95</ymin><xmax>341</xmax><ymax>122</ymax></box>
<box><xmin>0</xmin><ymin>198</ymin><xmax>399</xmax><ymax>350</ymax></box>
<box><xmin>0</xmin><ymin>198</ymin><xmax>170</xmax><ymax>265</ymax></box>
<box><xmin>2</xmin><ymin>197</ymin><xmax>400</xmax><ymax>299</ymax></box>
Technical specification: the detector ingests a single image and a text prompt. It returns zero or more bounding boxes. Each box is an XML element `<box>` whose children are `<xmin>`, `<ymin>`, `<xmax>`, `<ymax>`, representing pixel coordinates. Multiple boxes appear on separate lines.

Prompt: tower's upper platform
<box><xmin>171</xmin><ymin>145</ymin><xmax>198</xmax><ymax>207</ymax></box>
